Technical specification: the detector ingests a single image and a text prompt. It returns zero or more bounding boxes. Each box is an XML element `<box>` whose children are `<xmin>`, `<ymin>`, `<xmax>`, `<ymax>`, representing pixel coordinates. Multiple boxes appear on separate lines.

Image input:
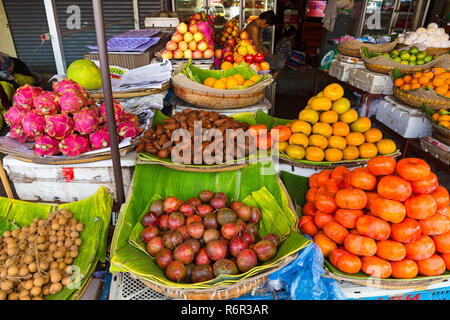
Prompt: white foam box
<box><xmin>173</xmin><ymin>97</ymin><xmax>273</xmax><ymax>117</ymax></box>
<box><xmin>3</xmin><ymin>152</ymin><xmax>137</xmax><ymax>203</ymax></box>
<box><xmin>348</xmin><ymin>68</ymin><xmax>393</xmax><ymax>95</ymax></box>
<box><xmin>328</xmin><ymin>59</ymin><xmax>365</xmax><ymax>82</ymax></box>
<box><xmin>275</xmin><ymin>162</ymin><xmax>363</xmax><ymax>177</ymax></box>
<box><xmin>375</xmin><ymin>96</ymin><xmax>432</xmax><ymax>138</ymax></box>
<box><xmin>144</xmin><ymin>17</ymin><xmax>179</xmax><ymax>28</ymax></box>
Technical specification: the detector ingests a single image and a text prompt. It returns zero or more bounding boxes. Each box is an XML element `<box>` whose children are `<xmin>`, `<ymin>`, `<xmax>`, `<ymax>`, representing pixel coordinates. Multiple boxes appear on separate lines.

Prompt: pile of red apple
<box><xmin>162</xmin><ymin>21</ymin><xmax>214</xmax><ymax>60</ymax></box>
<box><xmin>140</xmin><ymin>191</ymin><xmax>281</xmax><ymax>283</ymax></box>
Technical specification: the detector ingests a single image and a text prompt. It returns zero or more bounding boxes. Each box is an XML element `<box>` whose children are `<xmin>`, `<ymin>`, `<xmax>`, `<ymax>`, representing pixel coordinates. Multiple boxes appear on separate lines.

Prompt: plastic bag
<box><xmin>265</xmin><ymin>242</ymin><xmax>346</xmax><ymax>300</ymax></box>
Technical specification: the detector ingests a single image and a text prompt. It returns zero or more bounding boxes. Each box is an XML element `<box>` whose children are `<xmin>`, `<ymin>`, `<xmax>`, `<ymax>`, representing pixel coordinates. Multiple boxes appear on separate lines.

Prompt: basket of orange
<box><xmin>171</xmin><ymin>60</ymin><xmax>273</xmax><ymax>110</ymax></box>
<box><xmin>392</xmin><ymin>67</ymin><xmax>450</xmax><ymax>111</ymax></box>
<box><xmin>420</xmin><ymin>104</ymin><xmax>450</xmax><ymax>146</ymax></box>
<box><xmin>299</xmin><ymin>156</ymin><xmax>450</xmax><ymax>289</ymax></box>
<box><xmin>253</xmin><ymin>83</ymin><xmax>401</xmax><ymax>169</ymax></box>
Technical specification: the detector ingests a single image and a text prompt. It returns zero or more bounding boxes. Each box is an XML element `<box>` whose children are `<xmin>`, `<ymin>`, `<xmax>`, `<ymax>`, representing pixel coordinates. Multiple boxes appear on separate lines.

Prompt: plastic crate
<box><xmin>348</xmin><ymin>68</ymin><xmax>394</xmax><ymax>95</ymax></box>
<box><xmin>339</xmin><ymin>278</ymin><xmax>450</xmax><ymax>300</ymax></box>
<box><xmin>375</xmin><ymin>96</ymin><xmax>432</xmax><ymax>139</ymax></box>
<box><xmin>420</xmin><ymin>136</ymin><xmax>450</xmax><ymax>165</ymax></box>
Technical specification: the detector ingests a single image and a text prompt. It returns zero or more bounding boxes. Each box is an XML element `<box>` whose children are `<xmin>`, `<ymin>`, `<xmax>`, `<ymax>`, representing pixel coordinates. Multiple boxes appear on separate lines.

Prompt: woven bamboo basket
<box><xmin>361</xmin><ymin>48</ymin><xmax>450</xmax><ymax>75</ymax></box>
<box><xmin>323</xmin><ymin>270</ymin><xmax>449</xmax><ymax>290</ymax></box>
<box><xmin>279</xmin><ymin>151</ymin><xmax>402</xmax><ymax>169</ymax></box>
<box><xmin>136</xmin><ymin>158</ymin><xmax>251</xmax><ymax>173</ymax></box>
<box><xmin>134</xmin><ymin>175</ymin><xmax>301</xmax><ymax>300</ymax></box>
<box><xmin>172</xmin><ymin>82</ymin><xmax>266</xmax><ymax>110</ymax></box>
<box><xmin>337</xmin><ymin>38</ymin><xmax>400</xmax><ymax>58</ymax></box>
<box><xmin>137</xmin><ymin>253</ymin><xmax>297</xmax><ymax>300</ymax></box>
<box><xmin>393</xmin><ymin>87</ymin><xmax>450</xmax><ymax>111</ymax></box>
<box><xmin>395</xmin><ymin>43</ymin><xmax>450</xmax><ymax>56</ymax></box>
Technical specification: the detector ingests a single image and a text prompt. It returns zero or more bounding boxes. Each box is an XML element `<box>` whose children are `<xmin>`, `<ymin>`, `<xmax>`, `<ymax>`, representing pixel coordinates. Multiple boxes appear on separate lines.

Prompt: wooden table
<box><xmin>314</xmin><ymin>69</ymin><xmax>385</xmax><ymax>117</ymax></box>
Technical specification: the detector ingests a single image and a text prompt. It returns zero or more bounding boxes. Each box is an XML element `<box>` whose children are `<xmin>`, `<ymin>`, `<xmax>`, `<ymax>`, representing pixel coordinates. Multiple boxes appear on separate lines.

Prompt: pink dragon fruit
<box><xmin>122</xmin><ymin>113</ymin><xmax>139</xmax><ymax>127</ymax></box>
<box><xmin>13</xmin><ymin>84</ymin><xmax>43</xmax><ymax>111</ymax></box>
<box><xmin>53</xmin><ymin>79</ymin><xmax>94</xmax><ymax>104</ymax></box>
<box><xmin>44</xmin><ymin>113</ymin><xmax>74</xmax><ymax>140</ymax></box>
<box><xmin>4</xmin><ymin>105</ymin><xmax>25</xmax><ymax>126</ymax></box>
<box><xmin>117</xmin><ymin>120</ymin><xmax>141</xmax><ymax>140</ymax></box>
<box><xmin>89</xmin><ymin>126</ymin><xmax>110</xmax><ymax>150</ymax></box>
<box><xmin>59</xmin><ymin>91</ymin><xmax>87</xmax><ymax>114</ymax></box>
<box><xmin>10</xmin><ymin>124</ymin><xmax>33</xmax><ymax>144</ymax></box>
<box><xmin>34</xmin><ymin>135</ymin><xmax>60</xmax><ymax>156</ymax></box>
<box><xmin>99</xmin><ymin>100</ymin><xmax>126</xmax><ymax>125</ymax></box>
<box><xmin>22</xmin><ymin>110</ymin><xmax>46</xmax><ymax>138</ymax></box>
<box><xmin>73</xmin><ymin>107</ymin><xmax>102</xmax><ymax>135</ymax></box>
<box><xmin>33</xmin><ymin>91</ymin><xmax>60</xmax><ymax>115</ymax></box>
<box><xmin>59</xmin><ymin>133</ymin><xmax>90</xmax><ymax>157</ymax></box>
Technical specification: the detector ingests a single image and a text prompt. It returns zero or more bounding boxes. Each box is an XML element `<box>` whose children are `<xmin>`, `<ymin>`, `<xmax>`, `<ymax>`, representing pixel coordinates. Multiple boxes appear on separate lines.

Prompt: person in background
<box><xmin>272</xmin><ymin>25</ymin><xmax>297</xmax><ymax>75</ymax></box>
<box><xmin>245</xmin><ymin>10</ymin><xmax>280</xmax><ymax>62</ymax></box>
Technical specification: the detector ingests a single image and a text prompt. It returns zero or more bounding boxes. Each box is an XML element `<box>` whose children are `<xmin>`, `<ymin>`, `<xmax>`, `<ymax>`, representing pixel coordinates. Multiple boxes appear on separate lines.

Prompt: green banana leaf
<box><xmin>0</xmin><ymin>186</ymin><xmax>113</xmax><ymax>300</ymax></box>
<box><xmin>181</xmin><ymin>60</ymin><xmax>267</xmax><ymax>89</ymax></box>
<box><xmin>138</xmin><ymin>110</ymin><xmax>274</xmax><ymax>168</ymax></box>
<box><xmin>278</xmin><ymin>170</ymin><xmax>450</xmax><ymax>282</ymax></box>
<box><xmin>255</xmin><ymin>110</ymin><xmax>401</xmax><ymax>166</ymax></box>
<box><xmin>110</xmin><ymin>161</ymin><xmax>311</xmax><ymax>289</ymax></box>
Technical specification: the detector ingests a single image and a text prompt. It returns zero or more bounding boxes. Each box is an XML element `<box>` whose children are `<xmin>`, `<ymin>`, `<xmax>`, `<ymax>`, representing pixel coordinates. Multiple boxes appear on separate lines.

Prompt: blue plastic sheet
<box><xmin>266</xmin><ymin>241</ymin><xmax>346</xmax><ymax>300</ymax></box>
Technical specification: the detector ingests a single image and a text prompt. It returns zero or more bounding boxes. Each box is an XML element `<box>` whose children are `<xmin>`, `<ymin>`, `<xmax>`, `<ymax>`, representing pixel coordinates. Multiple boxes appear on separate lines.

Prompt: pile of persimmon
<box><xmin>299</xmin><ymin>156</ymin><xmax>450</xmax><ymax>279</ymax></box>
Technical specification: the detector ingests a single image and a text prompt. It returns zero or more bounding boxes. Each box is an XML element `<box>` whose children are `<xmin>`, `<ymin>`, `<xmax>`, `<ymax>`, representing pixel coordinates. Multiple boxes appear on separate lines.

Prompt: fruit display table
<box><xmin>314</xmin><ymin>69</ymin><xmax>385</xmax><ymax>117</ymax></box>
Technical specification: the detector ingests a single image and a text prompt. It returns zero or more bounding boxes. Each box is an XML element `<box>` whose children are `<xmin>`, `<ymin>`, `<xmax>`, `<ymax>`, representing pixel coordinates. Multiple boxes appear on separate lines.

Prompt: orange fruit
<box><xmin>332</xmin><ymin>122</ymin><xmax>350</xmax><ymax>137</ymax></box>
<box><xmin>305</xmin><ymin>146</ymin><xmax>325</xmax><ymax>162</ymax></box>
<box><xmin>359</xmin><ymin>142</ymin><xmax>378</xmax><ymax>158</ymax></box>
<box><xmin>323</xmin><ymin>83</ymin><xmax>344</xmax><ymax>101</ymax></box>
<box><xmin>346</xmin><ymin>132</ymin><xmax>365</xmax><ymax>146</ymax></box>
<box><xmin>412</xmin><ymin>72</ymin><xmax>422</xmax><ymax>79</ymax></box>
<box><xmin>232</xmin><ymin>73</ymin><xmax>245</xmax><ymax>85</ymax></box>
<box><xmin>364</xmin><ymin>128</ymin><xmax>383</xmax><ymax>143</ymax></box>
<box><xmin>402</xmin><ymin>84</ymin><xmax>411</xmax><ymax>90</ymax></box>
<box><xmin>361</xmin><ymin>256</ymin><xmax>392</xmax><ymax>278</ymax></box>
<box><xmin>243</xmin><ymin>80</ymin><xmax>255</xmax><ymax>86</ymax></box>
<box><xmin>323</xmin><ymin>221</ymin><xmax>349</xmax><ymax>245</ymax></box>
<box><xmin>225</xmin><ymin>77</ymin><xmax>238</xmax><ymax>89</ymax></box>
<box><xmin>376</xmin><ymin>240</ymin><xmax>406</xmax><ymax>261</ymax></box>
<box><xmin>403</xmin><ymin>75</ymin><xmax>412</xmax><ymax>83</ymax></box>
<box><xmin>342</xmin><ymin>146</ymin><xmax>360</xmax><ymax>160</ymax></box>
<box><xmin>419</xmin><ymin>76</ymin><xmax>430</xmax><ymax>85</ymax></box>
<box><xmin>328</xmin><ymin>135</ymin><xmax>347</xmax><ymax>150</ymax></box>
<box><xmin>394</xmin><ymin>78</ymin><xmax>404</xmax><ymax>87</ymax></box>
<box><xmin>418</xmin><ymin>254</ymin><xmax>446</xmax><ymax>276</ymax></box>
<box><xmin>309</xmin><ymin>134</ymin><xmax>329</xmax><ymax>150</ymax></box>
<box><xmin>212</xmin><ymin>79</ymin><xmax>226</xmax><ymax>89</ymax></box>
<box><xmin>320</xmin><ymin>110</ymin><xmax>339</xmax><ymax>124</ymax></box>
<box><xmin>424</xmin><ymin>71</ymin><xmax>435</xmax><ymax>78</ymax></box>
<box><xmin>433</xmin><ymin>76</ymin><xmax>446</xmax><ymax>87</ymax></box>
<box><xmin>221</xmin><ymin>61</ymin><xmax>233</xmax><ymax>70</ymax></box>
<box><xmin>203</xmin><ymin>77</ymin><xmax>216</xmax><ymax>87</ymax></box>
<box><xmin>376</xmin><ymin>139</ymin><xmax>396</xmax><ymax>155</ymax></box>
<box><xmin>314</xmin><ymin>232</ymin><xmax>337</xmax><ymax>258</ymax></box>
<box><xmin>324</xmin><ymin>148</ymin><xmax>343</xmax><ymax>162</ymax></box>
<box><xmin>435</xmin><ymin>86</ymin><xmax>448</xmax><ymax>95</ymax></box>
<box><xmin>391</xmin><ymin>259</ymin><xmax>419</xmax><ymax>279</ymax></box>
<box><xmin>432</xmin><ymin>67</ymin><xmax>445</xmax><ymax>75</ymax></box>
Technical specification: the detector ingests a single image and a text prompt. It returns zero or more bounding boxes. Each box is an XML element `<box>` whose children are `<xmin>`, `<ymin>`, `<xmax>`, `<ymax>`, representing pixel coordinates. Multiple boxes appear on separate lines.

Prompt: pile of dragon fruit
<box><xmin>4</xmin><ymin>80</ymin><xmax>141</xmax><ymax>157</ymax></box>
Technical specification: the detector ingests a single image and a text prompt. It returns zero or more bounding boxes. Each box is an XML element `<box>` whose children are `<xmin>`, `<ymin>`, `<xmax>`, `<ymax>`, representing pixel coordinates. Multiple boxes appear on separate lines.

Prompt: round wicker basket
<box><xmin>172</xmin><ymin>82</ymin><xmax>266</xmax><ymax>110</ymax></box>
<box><xmin>393</xmin><ymin>87</ymin><xmax>450</xmax><ymax>111</ymax></box>
<box><xmin>338</xmin><ymin>38</ymin><xmax>400</xmax><ymax>58</ymax></box>
<box><xmin>137</xmin><ymin>252</ymin><xmax>298</xmax><ymax>300</ymax></box>
<box><xmin>323</xmin><ymin>271</ymin><xmax>449</xmax><ymax>290</ymax></box>
<box><xmin>395</xmin><ymin>43</ymin><xmax>450</xmax><ymax>56</ymax></box>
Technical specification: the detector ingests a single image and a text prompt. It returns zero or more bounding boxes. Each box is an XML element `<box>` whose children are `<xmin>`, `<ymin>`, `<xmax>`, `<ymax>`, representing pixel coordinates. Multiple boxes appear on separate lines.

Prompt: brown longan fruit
<box><xmin>28</xmin><ymin>262</ymin><xmax>38</xmax><ymax>273</ymax></box>
<box><xmin>49</xmin><ymin>283</ymin><xmax>62</xmax><ymax>295</ymax></box>
<box><xmin>7</xmin><ymin>265</ymin><xmax>18</xmax><ymax>277</ymax></box>
<box><xmin>70</xmin><ymin>231</ymin><xmax>79</xmax><ymax>238</ymax></box>
<box><xmin>0</xmin><ymin>280</ymin><xmax>13</xmax><ymax>291</ymax></box>
<box><xmin>23</xmin><ymin>279</ymin><xmax>34</xmax><ymax>291</ymax></box>
<box><xmin>42</xmin><ymin>285</ymin><xmax>50</xmax><ymax>296</ymax></box>
<box><xmin>3</xmin><ymin>231</ymin><xmax>11</xmax><ymax>238</ymax></box>
<box><xmin>30</xmin><ymin>286</ymin><xmax>42</xmax><ymax>297</ymax></box>
<box><xmin>33</xmin><ymin>277</ymin><xmax>44</xmax><ymax>288</ymax></box>
<box><xmin>8</xmin><ymin>292</ymin><xmax>19</xmax><ymax>300</ymax></box>
<box><xmin>0</xmin><ymin>290</ymin><xmax>6</xmax><ymax>300</ymax></box>
<box><xmin>18</xmin><ymin>265</ymin><xmax>29</xmax><ymax>277</ymax></box>
<box><xmin>11</xmin><ymin>229</ymin><xmax>20</xmax><ymax>237</ymax></box>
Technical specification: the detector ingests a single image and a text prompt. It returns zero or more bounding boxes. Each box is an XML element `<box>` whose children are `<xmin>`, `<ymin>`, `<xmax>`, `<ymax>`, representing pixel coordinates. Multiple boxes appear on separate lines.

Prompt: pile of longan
<box><xmin>0</xmin><ymin>208</ymin><xmax>84</xmax><ymax>300</ymax></box>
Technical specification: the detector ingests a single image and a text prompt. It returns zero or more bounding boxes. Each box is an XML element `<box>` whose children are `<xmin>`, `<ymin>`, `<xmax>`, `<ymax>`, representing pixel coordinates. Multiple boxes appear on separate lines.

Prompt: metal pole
<box><xmin>92</xmin><ymin>0</ymin><xmax>125</xmax><ymax>206</ymax></box>
<box><xmin>133</xmin><ymin>0</ymin><xmax>140</xmax><ymax>30</ymax></box>
<box><xmin>43</xmin><ymin>0</ymin><xmax>67</xmax><ymax>76</ymax></box>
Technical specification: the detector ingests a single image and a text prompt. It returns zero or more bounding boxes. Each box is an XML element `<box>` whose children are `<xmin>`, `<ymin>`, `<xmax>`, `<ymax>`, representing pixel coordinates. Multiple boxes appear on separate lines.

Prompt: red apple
<box><xmin>227</xmin><ymin>38</ymin><xmax>236</xmax><ymax>48</ymax></box>
<box><xmin>197</xmin><ymin>40</ymin><xmax>208</xmax><ymax>52</ymax></box>
<box><xmin>178</xmin><ymin>41</ymin><xmax>188</xmax><ymax>51</ymax></box>
<box><xmin>244</xmin><ymin>54</ymin><xmax>254</xmax><ymax>64</ymax></box>
<box><xmin>165</xmin><ymin>40</ymin><xmax>178</xmax><ymax>51</ymax></box>
<box><xmin>193</xmin><ymin>13</ymin><xmax>202</xmax><ymax>20</ymax></box>
<box><xmin>171</xmin><ymin>32</ymin><xmax>183</xmax><ymax>43</ymax></box>
<box><xmin>192</xmin><ymin>50</ymin><xmax>203</xmax><ymax>59</ymax></box>
<box><xmin>203</xmin><ymin>48</ymin><xmax>214</xmax><ymax>59</ymax></box>
<box><xmin>176</xmin><ymin>22</ymin><xmax>188</xmax><ymax>34</ymax></box>
<box><xmin>161</xmin><ymin>50</ymin><xmax>173</xmax><ymax>59</ymax></box>
<box><xmin>224</xmin><ymin>54</ymin><xmax>234</xmax><ymax>63</ymax></box>
<box><xmin>254</xmin><ymin>52</ymin><xmax>264</xmax><ymax>63</ymax></box>
<box><xmin>188</xmin><ymin>23</ymin><xmax>198</xmax><ymax>34</ymax></box>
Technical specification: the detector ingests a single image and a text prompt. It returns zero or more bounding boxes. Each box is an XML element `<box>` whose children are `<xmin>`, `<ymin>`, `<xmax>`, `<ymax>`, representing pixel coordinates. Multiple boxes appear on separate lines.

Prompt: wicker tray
<box><xmin>396</xmin><ymin>43</ymin><xmax>450</xmax><ymax>56</ymax></box>
<box><xmin>337</xmin><ymin>38</ymin><xmax>400</xmax><ymax>58</ymax></box>
<box><xmin>431</xmin><ymin>121</ymin><xmax>450</xmax><ymax>145</ymax></box>
<box><xmin>172</xmin><ymin>82</ymin><xmax>266</xmax><ymax>110</ymax></box>
<box><xmin>393</xmin><ymin>87</ymin><xmax>450</xmax><ymax>111</ymax></box>
<box><xmin>137</xmin><ymin>253</ymin><xmax>297</xmax><ymax>299</ymax></box>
